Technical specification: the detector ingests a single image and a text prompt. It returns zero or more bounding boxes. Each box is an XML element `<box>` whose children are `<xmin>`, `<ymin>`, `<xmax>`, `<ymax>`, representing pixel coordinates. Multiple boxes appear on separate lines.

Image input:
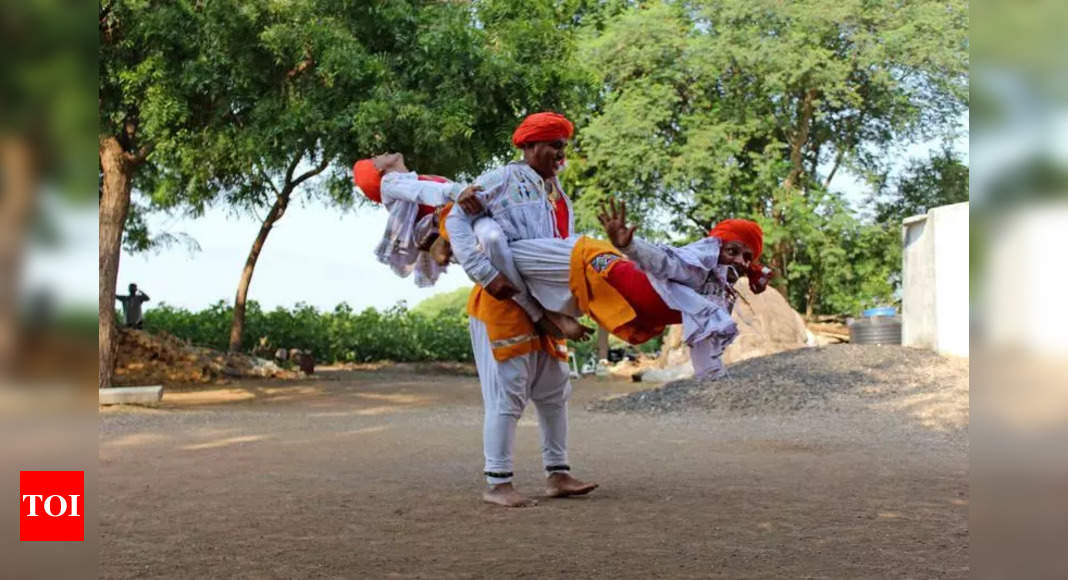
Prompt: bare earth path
<box><xmin>100</xmin><ymin>360</ymin><xmax>968</xmax><ymax>578</ymax></box>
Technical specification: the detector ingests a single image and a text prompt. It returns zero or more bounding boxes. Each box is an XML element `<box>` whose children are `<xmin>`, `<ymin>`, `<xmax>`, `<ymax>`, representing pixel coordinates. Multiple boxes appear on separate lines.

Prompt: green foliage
<box><xmin>873</xmin><ymin>146</ymin><xmax>970</xmax><ymax>225</ymax></box>
<box><xmin>144</xmin><ymin>301</ymin><xmax>473</xmax><ymax>363</ymax></box>
<box><xmin>142</xmin><ymin>298</ymin><xmax>662</xmax><ymax>364</ymax></box>
<box><xmin>563</xmin><ymin>0</ymin><xmax>968</xmax><ymax>315</ymax></box>
<box><xmin>769</xmin><ymin>191</ymin><xmax>898</xmax><ymax>316</ymax></box>
<box><xmin>107</xmin><ymin>0</ymin><xmax>971</xmax><ymax>321</ymax></box>
<box><xmin>53</xmin><ymin>307</ymin><xmax>100</xmax><ymax>341</ymax></box>
<box><xmin>566</xmin><ymin>315</ymin><xmax>599</xmax><ymax>364</ymax></box>
<box><xmin>5</xmin><ymin>0</ymin><xmax>96</xmax><ymax>198</ymax></box>
<box><xmin>103</xmin><ymin>0</ymin><xmax>596</xmax><ymax>229</ymax></box>
<box><xmin>412</xmin><ymin>287</ymin><xmax>473</xmax><ymax>317</ymax></box>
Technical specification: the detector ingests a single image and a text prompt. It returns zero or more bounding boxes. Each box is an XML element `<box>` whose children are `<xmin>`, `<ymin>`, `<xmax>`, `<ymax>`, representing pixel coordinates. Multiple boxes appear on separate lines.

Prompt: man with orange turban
<box><xmin>446</xmin><ymin>112</ymin><xmax>598</xmax><ymax>508</ymax></box>
<box><xmin>353</xmin><ymin>153</ymin><xmax>468</xmax><ymax>287</ymax></box>
<box><xmin>355</xmin><ymin>152</ymin><xmax>583</xmax><ymax>337</ymax></box>
<box><xmin>502</xmin><ymin>199</ymin><xmax>771</xmax><ymax>381</ymax></box>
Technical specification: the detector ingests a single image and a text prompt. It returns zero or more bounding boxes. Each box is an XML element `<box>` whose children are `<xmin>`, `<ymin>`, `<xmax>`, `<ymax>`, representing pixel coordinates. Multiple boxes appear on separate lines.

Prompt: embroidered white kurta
<box><xmin>374</xmin><ymin>171</ymin><xmax>462</xmax><ymax>287</ymax></box>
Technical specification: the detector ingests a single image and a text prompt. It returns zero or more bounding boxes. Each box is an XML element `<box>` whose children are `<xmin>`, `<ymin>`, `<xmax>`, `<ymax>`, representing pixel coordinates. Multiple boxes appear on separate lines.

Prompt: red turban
<box><xmin>709</xmin><ymin>219</ymin><xmax>764</xmax><ymax>264</ymax></box>
<box><xmin>353</xmin><ymin>159</ymin><xmax>383</xmax><ymax>203</ymax></box>
<box><xmin>511</xmin><ymin>112</ymin><xmax>574</xmax><ymax>147</ymax></box>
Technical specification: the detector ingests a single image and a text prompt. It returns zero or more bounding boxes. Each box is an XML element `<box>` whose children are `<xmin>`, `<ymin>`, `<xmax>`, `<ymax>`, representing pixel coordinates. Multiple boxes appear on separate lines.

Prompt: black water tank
<box><xmin>849</xmin><ymin>316</ymin><xmax>902</xmax><ymax>345</ymax></box>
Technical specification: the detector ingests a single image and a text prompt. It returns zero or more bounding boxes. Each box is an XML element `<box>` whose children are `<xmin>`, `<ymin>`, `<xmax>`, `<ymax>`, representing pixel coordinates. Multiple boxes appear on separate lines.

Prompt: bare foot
<box><xmin>543</xmin><ymin>311</ymin><xmax>594</xmax><ymax>341</ymax></box>
<box><xmin>546</xmin><ymin>472</ymin><xmax>599</xmax><ymax>498</ymax></box>
<box><xmin>482</xmin><ymin>483</ymin><xmax>538</xmax><ymax>508</ymax></box>
<box><xmin>429</xmin><ymin>237</ymin><xmax>452</xmax><ymax>266</ymax></box>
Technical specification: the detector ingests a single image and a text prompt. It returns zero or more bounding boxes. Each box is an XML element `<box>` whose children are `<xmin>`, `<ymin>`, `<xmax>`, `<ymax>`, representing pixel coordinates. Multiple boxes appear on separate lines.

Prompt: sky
<box><xmin>24</xmin><ymin>121</ymin><xmax>966</xmax><ymax>314</ymax></box>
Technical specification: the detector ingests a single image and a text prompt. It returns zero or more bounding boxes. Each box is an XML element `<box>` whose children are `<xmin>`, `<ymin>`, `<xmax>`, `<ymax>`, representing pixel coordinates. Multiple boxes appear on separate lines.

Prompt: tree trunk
<box><xmin>597</xmin><ymin>326</ymin><xmax>609</xmax><ymax>362</ymax></box>
<box><xmin>98</xmin><ymin>136</ymin><xmax>137</xmax><ymax>389</ymax></box>
<box><xmin>772</xmin><ymin>89</ymin><xmax>817</xmax><ymax>306</ymax></box>
<box><xmin>805</xmin><ymin>282</ymin><xmax>816</xmax><ymax>319</ymax></box>
<box><xmin>228</xmin><ymin>189</ymin><xmax>291</xmax><ymax>352</ymax></box>
<box><xmin>0</xmin><ymin>137</ymin><xmax>37</xmax><ymax>374</ymax></box>
<box><xmin>782</xmin><ymin>88</ymin><xmax>817</xmax><ymax>192</ymax></box>
<box><xmin>771</xmin><ymin>244</ymin><xmax>789</xmax><ymax>300</ymax></box>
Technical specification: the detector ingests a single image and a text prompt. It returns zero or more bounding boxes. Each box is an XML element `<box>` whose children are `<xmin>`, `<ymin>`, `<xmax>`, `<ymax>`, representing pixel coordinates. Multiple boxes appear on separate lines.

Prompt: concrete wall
<box><xmin>902</xmin><ymin>202</ymin><xmax>969</xmax><ymax>357</ymax></box>
<box><xmin>902</xmin><ymin>214</ymin><xmax>936</xmax><ymax>348</ymax></box>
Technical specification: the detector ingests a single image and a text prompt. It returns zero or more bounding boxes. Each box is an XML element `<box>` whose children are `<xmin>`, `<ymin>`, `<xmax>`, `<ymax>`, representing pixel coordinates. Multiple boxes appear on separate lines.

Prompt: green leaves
<box><xmin>145</xmin><ymin>300</ymin><xmax>474</xmax><ymax>363</ymax></box>
<box><xmin>105</xmin><ymin>0</ymin><xmax>593</xmax><ymax>226</ymax></box>
<box><xmin>108</xmin><ymin>0</ymin><xmax>970</xmax><ymax>322</ymax></box>
<box><xmin>412</xmin><ymin>287</ymin><xmax>473</xmax><ymax>318</ymax></box>
<box><xmin>872</xmin><ymin>146</ymin><xmax>969</xmax><ymax>225</ymax></box>
<box><xmin>565</xmin><ymin>0</ymin><xmax>967</xmax><ymax>315</ymax></box>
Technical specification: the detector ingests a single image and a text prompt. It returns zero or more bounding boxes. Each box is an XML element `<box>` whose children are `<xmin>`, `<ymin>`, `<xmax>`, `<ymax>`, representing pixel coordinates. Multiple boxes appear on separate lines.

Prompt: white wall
<box><xmin>902</xmin><ymin>202</ymin><xmax>969</xmax><ymax>357</ymax></box>
<box><xmin>983</xmin><ymin>204</ymin><xmax>1068</xmax><ymax>357</ymax></box>
<box><xmin>902</xmin><ymin>214</ymin><xmax>935</xmax><ymax>348</ymax></box>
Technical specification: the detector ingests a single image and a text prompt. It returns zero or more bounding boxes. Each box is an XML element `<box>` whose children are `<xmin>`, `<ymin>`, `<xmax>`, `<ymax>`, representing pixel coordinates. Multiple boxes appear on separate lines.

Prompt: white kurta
<box><xmin>445</xmin><ymin>163</ymin><xmax>576</xmax><ymax>484</ymax></box>
<box><xmin>374</xmin><ymin>171</ymin><xmax>461</xmax><ymax>287</ymax></box>
<box><xmin>445</xmin><ymin>162</ymin><xmax>573</xmax><ymax>286</ymax></box>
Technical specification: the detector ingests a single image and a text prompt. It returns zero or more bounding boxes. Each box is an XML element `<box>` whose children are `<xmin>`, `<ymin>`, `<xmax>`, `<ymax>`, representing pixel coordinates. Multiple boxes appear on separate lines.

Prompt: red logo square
<box><xmin>19</xmin><ymin>471</ymin><xmax>84</xmax><ymax>542</ymax></box>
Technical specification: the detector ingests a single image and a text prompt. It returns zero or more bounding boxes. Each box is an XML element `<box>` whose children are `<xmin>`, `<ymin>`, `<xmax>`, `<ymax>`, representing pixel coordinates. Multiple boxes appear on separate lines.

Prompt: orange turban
<box><xmin>352</xmin><ymin>159</ymin><xmax>382</xmax><ymax>203</ymax></box>
<box><xmin>709</xmin><ymin>219</ymin><xmax>764</xmax><ymax>263</ymax></box>
<box><xmin>511</xmin><ymin>112</ymin><xmax>574</xmax><ymax>147</ymax></box>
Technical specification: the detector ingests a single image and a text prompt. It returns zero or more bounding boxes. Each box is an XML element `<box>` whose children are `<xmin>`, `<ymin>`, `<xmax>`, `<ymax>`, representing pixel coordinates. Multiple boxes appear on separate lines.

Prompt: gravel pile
<box><xmin>589</xmin><ymin>344</ymin><xmax>968</xmax><ymax>417</ymax></box>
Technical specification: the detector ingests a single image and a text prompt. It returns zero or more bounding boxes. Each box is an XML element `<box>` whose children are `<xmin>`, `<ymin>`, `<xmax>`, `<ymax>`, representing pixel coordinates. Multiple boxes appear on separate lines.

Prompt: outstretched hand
<box><xmin>747</xmin><ymin>265</ymin><xmax>772</xmax><ymax>294</ymax></box>
<box><xmin>457</xmin><ymin>184</ymin><xmax>484</xmax><ymax>215</ymax></box>
<box><xmin>597</xmin><ymin>198</ymin><xmax>638</xmax><ymax>249</ymax></box>
<box><xmin>484</xmin><ymin>273</ymin><xmax>519</xmax><ymax>300</ymax></box>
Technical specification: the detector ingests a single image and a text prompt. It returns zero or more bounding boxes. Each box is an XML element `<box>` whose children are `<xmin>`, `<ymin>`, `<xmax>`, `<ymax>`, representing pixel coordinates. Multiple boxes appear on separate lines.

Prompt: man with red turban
<box><xmin>499</xmin><ymin>199</ymin><xmax>771</xmax><ymax>383</ymax></box>
<box><xmin>352</xmin><ymin>153</ymin><xmax>468</xmax><ymax>287</ymax></box>
<box><xmin>446</xmin><ymin>112</ymin><xmax>598</xmax><ymax>508</ymax></box>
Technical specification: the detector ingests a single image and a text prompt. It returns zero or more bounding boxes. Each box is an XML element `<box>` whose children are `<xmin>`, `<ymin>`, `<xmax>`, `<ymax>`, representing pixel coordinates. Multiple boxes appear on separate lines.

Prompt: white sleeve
<box><xmin>380</xmin><ymin>171</ymin><xmax>460</xmax><ymax>206</ymax></box>
<box><xmin>444</xmin><ymin>166</ymin><xmax>511</xmax><ymax>286</ymax></box>
<box><xmin>619</xmin><ymin>237</ymin><xmax>709</xmax><ymax>288</ymax></box>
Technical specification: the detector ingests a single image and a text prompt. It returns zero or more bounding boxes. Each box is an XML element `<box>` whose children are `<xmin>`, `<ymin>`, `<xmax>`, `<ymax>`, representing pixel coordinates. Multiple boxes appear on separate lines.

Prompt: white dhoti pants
<box><xmin>469</xmin><ymin>315</ymin><xmax>572</xmax><ymax>485</ymax></box>
<box><xmin>506</xmin><ymin>237</ymin><xmax>583</xmax><ymax>317</ymax></box>
<box><xmin>473</xmin><ymin>217</ymin><xmax>544</xmax><ymax>322</ymax></box>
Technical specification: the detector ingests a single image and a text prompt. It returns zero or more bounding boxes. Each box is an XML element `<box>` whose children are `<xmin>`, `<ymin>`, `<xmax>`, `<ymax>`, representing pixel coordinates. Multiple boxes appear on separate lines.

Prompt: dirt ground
<box><xmin>99</xmin><ymin>363</ymin><xmax>968</xmax><ymax>578</ymax></box>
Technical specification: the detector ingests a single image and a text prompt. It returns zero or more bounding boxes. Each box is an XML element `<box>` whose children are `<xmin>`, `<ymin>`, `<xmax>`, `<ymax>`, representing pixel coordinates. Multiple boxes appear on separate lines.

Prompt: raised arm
<box><xmin>598</xmin><ymin>198</ymin><xmax>710</xmax><ymax>288</ymax></box>
<box><xmin>380</xmin><ymin>171</ymin><xmax>461</xmax><ymax>206</ymax></box>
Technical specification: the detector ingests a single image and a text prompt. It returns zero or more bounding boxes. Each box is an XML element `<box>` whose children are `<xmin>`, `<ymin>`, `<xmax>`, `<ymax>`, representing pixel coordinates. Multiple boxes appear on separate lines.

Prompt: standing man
<box><xmin>446</xmin><ymin>112</ymin><xmax>598</xmax><ymax>507</ymax></box>
<box><xmin>115</xmin><ymin>283</ymin><xmax>150</xmax><ymax>329</ymax></box>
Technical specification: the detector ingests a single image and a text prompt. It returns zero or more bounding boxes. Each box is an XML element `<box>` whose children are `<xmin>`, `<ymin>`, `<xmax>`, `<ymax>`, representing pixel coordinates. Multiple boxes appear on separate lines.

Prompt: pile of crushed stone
<box><xmin>589</xmin><ymin>345</ymin><xmax>968</xmax><ymax>425</ymax></box>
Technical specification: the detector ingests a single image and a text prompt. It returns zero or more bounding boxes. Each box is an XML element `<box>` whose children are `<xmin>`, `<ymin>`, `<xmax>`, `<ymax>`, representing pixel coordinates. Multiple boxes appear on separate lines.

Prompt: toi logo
<box><xmin>19</xmin><ymin>471</ymin><xmax>84</xmax><ymax>542</ymax></box>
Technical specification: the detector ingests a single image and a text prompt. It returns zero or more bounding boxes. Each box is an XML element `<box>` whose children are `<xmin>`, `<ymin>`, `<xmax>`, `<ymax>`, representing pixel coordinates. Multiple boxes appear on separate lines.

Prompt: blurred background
<box><xmin>1</xmin><ymin>0</ymin><xmax>97</xmax><ymax>576</ymax></box>
<box><xmin>971</xmin><ymin>1</ymin><xmax>1068</xmax><ymax>577</ymax></box>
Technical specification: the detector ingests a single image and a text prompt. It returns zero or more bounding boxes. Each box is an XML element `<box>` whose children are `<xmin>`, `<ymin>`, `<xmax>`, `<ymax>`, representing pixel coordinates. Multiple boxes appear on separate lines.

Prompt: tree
<box><xmin>564</xmin><ymin>0</ymin><xmax>968</xmax><ymax>314</ymax></box>
<box><xmin>100</xmin><ymin>0</ymin><xmax>253</xmax><ymax>387</ymax></box>
<box><xmin>0</xmin><ymin>1</ymin><xmax>94</xmax><ymax>375</ymax></box>
<box><xmin>874</xmin><ymin>146</ymin><xmax>970</xmax><ymax>225</ymax></box>
<box><xmin>123</xmin><ymin>0</ymin><xmax>593</xmax><ymax>352</ymax></box>
<box><xmin>772</xmin><ymin>191</ymin><xmax>899</xmax><ymax>317</ymax></box>
<box><xmin>412</xmin><ymin>287</ymin><xmax>473</xmax><ymax>318</ymax></box>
